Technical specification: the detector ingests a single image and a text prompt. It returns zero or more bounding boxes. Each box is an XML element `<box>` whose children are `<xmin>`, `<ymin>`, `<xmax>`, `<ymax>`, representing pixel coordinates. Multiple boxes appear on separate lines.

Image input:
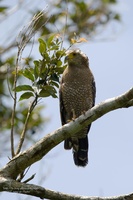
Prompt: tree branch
<box><xmin>0</xmin><ymin>88</ymin><xmax>133</xmax><ymax>199</ymax></box>
<box><xmin>0</xmin><ymin>178</ymin><xmax>133</xmax><ymax>200</ymax></box>
<box><xmin>10</xmin><ymin>44</ymin><xmax>21</xmax><ymax>158</ymax></box>
<box><xmin>0</xmin><ymin>87</ymin><xmax>132</xmax><ymax>180</ymax></box>
<box><xmin>15</xmin><ymin>95</ymin><xmax>38</xmax><ymax>155</ymax></box>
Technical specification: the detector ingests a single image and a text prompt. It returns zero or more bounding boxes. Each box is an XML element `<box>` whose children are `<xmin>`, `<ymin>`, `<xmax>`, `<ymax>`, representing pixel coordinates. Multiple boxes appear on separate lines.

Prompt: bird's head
<box><xmin>65</xmin><ymin>49</ymin><xmax>89</xmax><ymax>68</ymax></box>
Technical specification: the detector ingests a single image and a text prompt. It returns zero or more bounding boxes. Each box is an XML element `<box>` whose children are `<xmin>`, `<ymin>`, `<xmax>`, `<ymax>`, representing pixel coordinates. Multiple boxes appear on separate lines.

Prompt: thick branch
<box><xmin>0</xmin><ymin>178</ymin><xmax>133</xmax><ymax>200</ymax></box>
<box><xmin>0</xmin><ymin>88</ymin><xmax>133</xmax><ymax>180</ymax></box>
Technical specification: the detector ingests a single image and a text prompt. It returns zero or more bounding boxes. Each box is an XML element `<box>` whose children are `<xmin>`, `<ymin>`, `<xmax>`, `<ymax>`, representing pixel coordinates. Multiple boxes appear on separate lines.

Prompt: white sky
<box><xmin>0</xmin><ymin>0</ymin><xmax>133</xmax><ymax>199</ymax></box>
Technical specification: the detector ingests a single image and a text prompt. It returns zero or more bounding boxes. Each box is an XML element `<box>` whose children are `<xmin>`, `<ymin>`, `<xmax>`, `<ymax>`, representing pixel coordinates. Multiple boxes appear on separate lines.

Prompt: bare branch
<box><xmin>15</xmin><ymin>96</ymin><xmax>38</xmax><ymax>155</ymax></box>
<box><xmin>0</xmin><ymin>178</ymin><xmax>133</xmax><ymax>200</ymax></box>
<box><xmin>10</xmin><ymin>46</ymin><xmax>21</xmax><ymax>158</ymax></box>
<box><xmin>23</xmin><ymin>174</ymin><xmax>36</xmax><ymax>183</ymax></box>
<box><xmin>124</xmin><ymin>99</ymin><xmax>133</xmax><ymax>107</ymax></box>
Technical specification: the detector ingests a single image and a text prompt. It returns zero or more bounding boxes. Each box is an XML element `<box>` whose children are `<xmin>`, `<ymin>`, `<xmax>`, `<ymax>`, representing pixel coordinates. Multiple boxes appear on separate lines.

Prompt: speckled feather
<box><xmin>59</xmin><ymin>49</ymin><xmax>96</xmax><ymax>167</ymax></box>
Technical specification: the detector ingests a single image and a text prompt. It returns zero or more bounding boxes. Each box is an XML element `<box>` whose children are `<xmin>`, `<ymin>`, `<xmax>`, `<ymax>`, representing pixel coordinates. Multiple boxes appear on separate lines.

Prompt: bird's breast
<box><xmin>62</xmin><ymin>81</ymin><xmax>93</xmax><ymax>118</ymax></box>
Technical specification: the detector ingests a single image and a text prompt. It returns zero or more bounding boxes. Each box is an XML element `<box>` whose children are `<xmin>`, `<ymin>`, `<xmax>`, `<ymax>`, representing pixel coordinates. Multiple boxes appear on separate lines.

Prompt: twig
<box><xmin>10</xmin><ymin>47</ymin><xmax>21</xmax><ymax>158</ymax></box>
<box><xmin>7</xmin><ymin>68</ymin><xmax>14</xmax><ymax>99</ymax></box>
<box><xmin>17</xmin><ymin>166</ymin><xmax>31</xmax><ymax>182</ymax></box>
<box><xmin>15</xmin><ymin>95</ymin><xmax>38</xmax><ymax>155</ymax></box>
<box><xmin>23</xmin><ymin>174</ymin><xmax>36</xmax><ymax>183</ymax></box>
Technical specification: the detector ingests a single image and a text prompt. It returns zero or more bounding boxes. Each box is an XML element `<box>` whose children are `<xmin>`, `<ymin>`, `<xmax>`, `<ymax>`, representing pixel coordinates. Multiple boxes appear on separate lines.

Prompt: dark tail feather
<box><xmin>64</xmin><ymin>138</ymin><xmax>72</xmax><ymax>149</ymax></box>
<box><xmin>73</xmin><ymin>136</ymin><xmax>88</xmax><ymax>167</ymax></box>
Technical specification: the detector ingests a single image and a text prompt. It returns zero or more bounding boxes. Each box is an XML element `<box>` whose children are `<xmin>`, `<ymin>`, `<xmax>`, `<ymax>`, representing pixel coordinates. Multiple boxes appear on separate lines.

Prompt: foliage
<box><xmin>0</xmin><ymin>1</ymin><xmax>126</xmax><ymax>199</ymax></box>
<box><xmin>0</xmin><ymin>0</ymin><xmax>121</xmax><ymax>150</ymax></box>
<box><xmin>31</xmin><ymin>0</ymin><xmax>120</xmax><ymax>40</ymax></box>
<box><xmin>15</xmin><ymin>35</ymin><xmax>66</xmax><ymax>101</ymax></box>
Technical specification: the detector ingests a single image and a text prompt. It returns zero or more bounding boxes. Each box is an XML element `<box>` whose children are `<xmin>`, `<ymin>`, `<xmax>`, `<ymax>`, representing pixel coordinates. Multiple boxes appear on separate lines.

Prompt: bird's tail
<box><xmin>64</xmin><ymin>138</ymin><xmax>72</xmax><ymax>149</ymax></box>
<box><xmin>64</xmin><ymin>125</ymin><xmax>89</xmax><ymax>167</ymax></box>
<box><xmin>64</xmin><ymin>136</ymin><xmax>89</xmax><ymax>167</ymax></box>
<box><xmin>73</xmin><ymin>135</ymin><xmax>88</xmax><ymax>167</ymax></box>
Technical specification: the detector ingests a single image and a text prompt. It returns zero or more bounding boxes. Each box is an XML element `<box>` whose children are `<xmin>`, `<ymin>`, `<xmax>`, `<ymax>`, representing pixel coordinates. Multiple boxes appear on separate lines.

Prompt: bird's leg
<box><xmin>66</xmin><ymin>109</ymin><xmax>76</xmax><ymax>123</ymax></box>
<box><xmin>82</xmin><ymin>110</ymin><xmax>86</xmax><ymax>115</ymax></box>
<box><xmin>72</xmin><ymin>108</ymin><xmax>76</xmax><ymax>121</ymax></box>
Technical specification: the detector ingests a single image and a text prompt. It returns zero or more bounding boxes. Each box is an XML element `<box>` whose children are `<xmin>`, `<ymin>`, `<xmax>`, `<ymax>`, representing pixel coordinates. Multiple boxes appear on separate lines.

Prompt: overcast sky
<box><xmin>0</xmin><ymin>0</ymin><xmax>133</xmax><ymax>199</ymax></box>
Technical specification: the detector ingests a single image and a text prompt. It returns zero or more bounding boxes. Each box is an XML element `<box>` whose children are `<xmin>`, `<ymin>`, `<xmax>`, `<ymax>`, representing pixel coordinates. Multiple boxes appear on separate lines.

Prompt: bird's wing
<box><xmin>92</xmin><ymin>79</ymin><xmax>96</xmax><ymax>107</ymax></box>
<box><xmin>59</xmin><ymin>81</ymin><xmax>67</xmax><ymax>125</ymax></box>
<box><xmin>86</xmin><ymin>78</ymin><xmax>96</xmax><ymax>133</ymax></box>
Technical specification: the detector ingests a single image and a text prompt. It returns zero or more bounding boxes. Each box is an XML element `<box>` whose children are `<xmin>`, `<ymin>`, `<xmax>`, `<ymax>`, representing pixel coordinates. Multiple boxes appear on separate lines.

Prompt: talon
<box><xmin>82</xmin><ymin>111</ymin><xmax>86</xmax><ymax>115</ymax></box>
<box><xmin>72</xmin><ymin>108</ymin><xmax>76</xmax><ymax>119</ymax></box>
<box><xmin>72</xmin><ymin>117</ymin><xmax>75</xmax><ymax>121</ymax></box>
<box><xmin>67</xmin><ymin>118</ymin><xmax>75</xmax><ymax>123</ymax></box>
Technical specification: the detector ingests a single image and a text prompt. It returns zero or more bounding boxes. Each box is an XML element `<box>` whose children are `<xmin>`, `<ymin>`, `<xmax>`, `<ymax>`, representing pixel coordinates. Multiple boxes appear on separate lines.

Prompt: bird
<box><xmin>59</xmin><ymin>49</ymin><xmax>96</xmax><ymax>167</ymax></box>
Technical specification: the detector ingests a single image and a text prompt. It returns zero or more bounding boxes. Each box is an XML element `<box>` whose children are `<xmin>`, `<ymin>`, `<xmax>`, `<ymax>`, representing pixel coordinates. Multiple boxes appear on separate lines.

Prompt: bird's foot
<box><xmin>72</xmin><ymin>108</ymin><xmax>76</xmax><ymax>121</ymax></box>
<box><xmin>82</xmin><ymin>110</ymin><xmax>86</xmax><ymax>115</ymax></box>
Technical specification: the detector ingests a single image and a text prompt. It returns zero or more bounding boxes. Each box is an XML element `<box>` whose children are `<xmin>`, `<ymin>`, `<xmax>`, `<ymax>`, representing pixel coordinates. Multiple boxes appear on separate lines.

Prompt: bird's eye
<box><xmin>73</xmin><ymin>53</ymin><xmax>76</xmax><ymax>56</ymax></box>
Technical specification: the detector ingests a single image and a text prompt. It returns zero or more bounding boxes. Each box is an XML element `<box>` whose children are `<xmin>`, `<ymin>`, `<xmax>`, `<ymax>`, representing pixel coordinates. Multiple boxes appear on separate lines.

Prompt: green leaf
<box><xmin>19</xmin><ymin>92</ymin><xmax>34</xmax><ymax>101</ymax></box>
<box><xmin>18</xmin><ymin>68</ymin><xmax>34</xmax><ymax>81</ymax></box>
<box><xmin>0</xmin><ymin>7</ymin><xmax>8</xmax><ymax>12</ymax></box>
<box><xmin>102</xmin><ymin>0</ymin><xmax>116</xmax><ymax>3</ymax></box>
<box><xmin>39</xmin><ymin>43</ymin><xmax>46</xmax><ymax>55</ymax></box>
<box><xmin>109</xmin><ymin>0</ymin><xmax>117</xmax><ymax>3</ymax></box>
<box><xmin>114</xmin><ymin>14</ymin><xmax>120</xmax><ymax>21</ymax></box>
<box><xmin>39</xmin><ymin>85</ymin><xmax>57</xmax><ymax>98</ymax></box>
<box><xmin>43</xmin><ymin>52</ymin><xmax>50</xmax><ymax>62</ymax></box>
<box><xmin>45</xmin><ymin>85</ymin><xmax>57</xmax><ymax>98</ymax></box>
<box><xmin>23</xmin><ymin>68</ymin><xmax>34</xmax><ymax>82</ymax></box>
<box><xmin>38</xmin><ymin>38</ymin><xmax>45</xmax><ymax>44</ymax></box>
<box><xmin>34</xmin><ymin>60</ymin><xmax>40</xmax><ymax>79</ymax></box>
<box><xmin>47</xmin><ymin>34</ymin><xmax>56</xmax><ymax>47</ymax></box>
<box><xmin>38</xmin><ymin>38</ymin><xmax>47</xmax><ymax>55</ymax></box>
<box><xmin>34</xmin><ymin>60</ymin><xmax>40</xmax><ymax>67</ymax></box>
<box><xmin>56</xmin><ymin>65</ymin><xmax>66</xmax><ymax>74</ymax></box>
<box><xmin>56</xmin><ymin>50</ymin><xmax>66</xmax><ymax>58</ymax></box>
<box><xmin>49</xmin><ymin>45</ymin><xmax>59</xmax><ymax>51</ymax></box>
<box><xmin>57</xmin><ymin>60</ymin><xmax>62</xmax><ymax>67</ymax></box>
<box><xmin>39</xmin><ymin>89</ymin><xmax>50</xmax><ymax>98</ymax></box>
<box><xmin>15</xmin><ymin>85</ymin><xmax>34</xmax><ymax>92</ymax></box>
<box><xmin>50</xmin><ymin>81</ymin><xmax>59</xmax><ymax>88</ymax></box>
<box><xmin>50</xmin><ymin>73</ymin><xmax>59</xmax><ymax>82</ymax></box>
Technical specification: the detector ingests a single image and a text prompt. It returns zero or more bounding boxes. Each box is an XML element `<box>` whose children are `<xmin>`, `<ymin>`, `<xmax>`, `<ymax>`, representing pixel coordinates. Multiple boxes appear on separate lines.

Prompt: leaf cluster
<box><xmin>0</xmin><ymin>58</ymin><xmax>46</xmax><ymax>139</ymax></box>
<box><xmin>15</xmin><ymin>35</ymin><xmax>66</xmax><ymax>101</ymax></box>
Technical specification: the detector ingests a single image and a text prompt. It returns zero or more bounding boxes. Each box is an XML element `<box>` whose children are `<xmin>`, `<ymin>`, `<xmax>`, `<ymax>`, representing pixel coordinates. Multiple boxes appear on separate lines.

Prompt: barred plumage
<box><xmin>59</xmin><ymin>49</ymin><xmax>96</xmax><ymax>167</ymax></box>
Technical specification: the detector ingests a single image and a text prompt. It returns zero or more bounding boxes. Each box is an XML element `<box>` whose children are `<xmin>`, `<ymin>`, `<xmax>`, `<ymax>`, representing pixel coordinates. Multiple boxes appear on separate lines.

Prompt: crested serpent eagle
<box><xmin>59</xmin><ymin>49</ymin><xmax>96</xmax><ymax>167</ymax></box>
